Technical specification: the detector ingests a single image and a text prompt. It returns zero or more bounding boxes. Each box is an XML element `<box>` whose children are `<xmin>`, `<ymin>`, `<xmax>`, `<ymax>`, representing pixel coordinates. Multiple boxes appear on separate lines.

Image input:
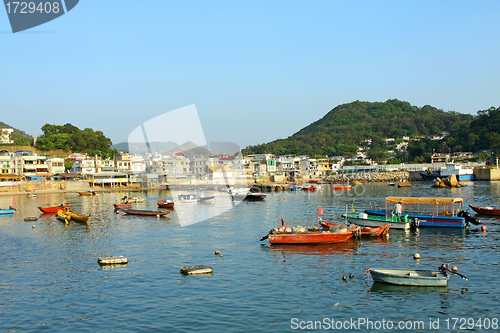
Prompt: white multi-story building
<box><xmin>12</xmin><ymin>150</ymin><xmax>49</xmax><ymax>178</ymax></box>
<box><xmin>0</xmin><ymin>150</ymin><xmax>13</xmax><ymax>174</ymax></box>
<box><xmin>47</xmin><ymin>158</ymin><xmax>65</xmax><ymax>174</ymax></box>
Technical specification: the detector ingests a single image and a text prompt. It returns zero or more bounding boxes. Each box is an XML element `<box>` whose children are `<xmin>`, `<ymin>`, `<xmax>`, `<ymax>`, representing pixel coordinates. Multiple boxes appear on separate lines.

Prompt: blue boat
<box><xmin>0</xmin><ymin>209</ymin><xmax>16</xmax><ymax>214</ymax></box>
<box><xmin>420</xmin><ymin>168</ymin><xmax>441</xmax><ymax>181</ymax></box>
<box><xmin>365</xmin><ymin>197</ymin><xmax>477</xmax><ymax>228</ymax></box>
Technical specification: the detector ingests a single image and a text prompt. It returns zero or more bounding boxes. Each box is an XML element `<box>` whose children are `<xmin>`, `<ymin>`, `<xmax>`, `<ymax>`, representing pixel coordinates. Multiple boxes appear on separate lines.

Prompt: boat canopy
<box><xmin>386</xmin><ymin>197</ymin><xmax>464</xmax><ymax>205</ymax></box>
<box><xmin>385</xmin><ymin>197</ymin><xmax>464</xmax><ymax>217</ymax></box>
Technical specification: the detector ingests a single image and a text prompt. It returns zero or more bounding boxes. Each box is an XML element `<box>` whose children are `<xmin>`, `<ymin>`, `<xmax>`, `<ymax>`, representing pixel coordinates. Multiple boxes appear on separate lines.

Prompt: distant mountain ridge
<box><xmin>242</xmin><ymin>99</ymin><xmax>474</xmax><ymax>157</ymax></box>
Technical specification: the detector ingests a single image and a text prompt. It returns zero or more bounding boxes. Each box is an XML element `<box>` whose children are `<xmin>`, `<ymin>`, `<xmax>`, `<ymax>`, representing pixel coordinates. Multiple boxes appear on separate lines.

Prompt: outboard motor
<box><xmin>457</xmin><ymin>210</ymin><xmax>480</xmax><ymax>226</ymax></box>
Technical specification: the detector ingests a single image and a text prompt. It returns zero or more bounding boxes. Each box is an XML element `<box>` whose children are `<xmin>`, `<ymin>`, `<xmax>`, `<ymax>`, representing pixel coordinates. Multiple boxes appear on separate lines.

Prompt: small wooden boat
<box><xmin>178</xmin><ymin>194</ymin><xmax>198</xmax><ymax>203</ymax></box>
<box><xmin>343</xmin><ymin>213</ymin><xmax>412</xmax><ymax>230</ymax></box>
<box><xmin>127</xmin><ymin>197</ymin><xmax>145</xmax><ymax>203</ymax></box>
<box><xmin>321</xmin><ymin>221</ymin><xmax>391</xmax><ymax>237</ymax></box>
<box><xmin>27</xmin><ymin>193</ymin><xmax>37</xmax><ymax>198</ymax></box>
<box><xmin>78</xmin><ymin>191</ymin><xmax>97</xmax><ymax>196</ymax></box>
<box><xmin>157</xmin><ymin>200</ymin><xmax>175</xmax><ymax>208</ymax></box>
<box><xmin>113</xmin><ymin>203</ymin><xmax>133</xmax><ymax>208</ymax></box>
<box><xmin>57</xmin><ymin>210</ymin><xmax>91</xmax><ymax>223</ymax></box>
<box><xmin>367</xmin><ymin>268</ymin><xmax>450</xmax><ymax>286</ymax></box>
<box><xmin>469</xmin><ymin>204</ymin><xmax>500</xmax><ymax>215</ymax></box>
<box><xmin>0</xmin><ymin>208</ymin><xmax>16</xmax><ymax>215</ymax></box>
<box><xmin>38</xmin><ymin>205</ymin><xmax>70</xmax><ymax>214</ymax></box>
<box><xmin>231</xmin><ymin>193</ymin><xmax>266</xmax><ymax>201</ymax></box>
<box><xmin>301</xmin><ymin>186</ymin><xmax>317</xmax><ymax>192</ymax></box>
<box><xmin>197</xmin><ymin>195</ymin><xmax>215</xmax><ymax>203</ymax></box>
<box><xmin>331</xmin><ymin>185</ymin><xmax>352</xmax><ymax>190</ymax></box>
<box><xmin>261</xmin><ymin>217</ymin><xmax>359</xmax><ymax>244</ymax></box>
<box><xmin>120</xmin><ymin>209</ymin><xmax>172</xmax><ymax>216</ymax></box>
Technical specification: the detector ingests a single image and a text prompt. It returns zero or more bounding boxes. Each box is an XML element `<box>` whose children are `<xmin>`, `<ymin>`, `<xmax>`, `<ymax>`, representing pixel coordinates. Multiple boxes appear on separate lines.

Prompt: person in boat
<box><xmin>392</xmin><ymin>201</ymin><xmax>403</xmax><ymax>222</ymax></box>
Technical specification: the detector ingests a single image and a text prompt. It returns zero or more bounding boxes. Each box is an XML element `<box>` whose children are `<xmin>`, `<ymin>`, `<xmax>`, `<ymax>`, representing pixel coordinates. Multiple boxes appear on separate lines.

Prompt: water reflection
<box><xmin>369</xmin><ymin>282</ymin><xmax>449</xmax><ymax>296</ymax></box>
<box><xmin>266</xmin><ymin>241</ymin><xmax>358</xmax><ymax>258</ymax></box>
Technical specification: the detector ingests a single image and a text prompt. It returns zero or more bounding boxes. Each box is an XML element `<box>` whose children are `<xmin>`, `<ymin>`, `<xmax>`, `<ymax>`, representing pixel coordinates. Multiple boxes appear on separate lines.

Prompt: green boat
<box><xmin>342</xmin><ymin>212</ymin><xmax>413</xmax><ymax>230</ymax></box>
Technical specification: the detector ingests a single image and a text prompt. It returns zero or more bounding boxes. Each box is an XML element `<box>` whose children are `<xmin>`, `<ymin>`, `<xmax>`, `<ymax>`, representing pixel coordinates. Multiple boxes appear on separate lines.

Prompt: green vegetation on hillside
<box><xmin>242</xmin><ymin>99</ymin><xmax>473</xmax><ymax>159</ymax></box>
<box><xmin>0</xmin><ymin>121</ymin><xmax>33</xmax><ymax>146</ymax></box>
<box><xmin>35</xmin><ymin>123</ymin><xmax>114</xmax><ymax>158</ymax></box>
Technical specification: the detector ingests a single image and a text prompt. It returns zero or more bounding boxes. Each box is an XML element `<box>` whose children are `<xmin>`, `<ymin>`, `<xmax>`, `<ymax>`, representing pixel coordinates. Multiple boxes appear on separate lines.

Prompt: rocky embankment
<box><xmin>325</xmin><ymin>172</ymin><xmax>408</xmax><ymax>183</ymax></box>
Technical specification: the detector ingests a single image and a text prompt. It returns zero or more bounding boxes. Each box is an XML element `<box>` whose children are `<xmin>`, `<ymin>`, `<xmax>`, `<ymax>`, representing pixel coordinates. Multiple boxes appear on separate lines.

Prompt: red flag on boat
<box><xmin>318</xmin><ymin>208</ymin><xmax>324</xmax><ymax>215</ymax></box>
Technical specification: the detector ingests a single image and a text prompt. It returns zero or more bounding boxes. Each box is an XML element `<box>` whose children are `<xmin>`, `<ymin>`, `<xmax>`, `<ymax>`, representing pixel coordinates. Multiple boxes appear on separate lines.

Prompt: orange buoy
<box><xmin>481</xmin><ymin>225</ymin><xmax>487</xmax><ymax>232</ymax></box>
<box><xmin>413</xmin><ymin>253</ymin><xmax>421</xmax><ymax>260</ymax></box>
<box><xmin>452</xmin><ymin>266</ymin><xmax>458</xmax><ymax>272</ymax></box>
<box><xmin>214</xmin><ymin>250</ymin><xmax>220</xmax><ymax>255</ymax></box>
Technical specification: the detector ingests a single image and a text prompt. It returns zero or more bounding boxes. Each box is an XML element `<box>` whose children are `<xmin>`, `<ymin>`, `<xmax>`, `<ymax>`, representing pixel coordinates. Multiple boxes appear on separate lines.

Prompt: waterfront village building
<box><xmin>12</xmin><ymin>150</ymin><xmax>49</xmax><ymax>179</ymax></box>
<box><xmin>162</xmin><ymin>152</ymin><xmax>192</xmax><ymax>179</ymax></box>
<box><xmin>0</xmin><ymin>150</ymin><xmax>13</xmax><ymax>174</ymax></box>
<box><xmin>47</xmin><ymin>158</ymin><xmax>65</xmax><ymax>175</ymax></box>
<box><xmin>276</xmin><ymin>155</ymin><xmax>302</xmax><ymax>179</ymax></box>
<box><xmin>0</xmin><ymin>128</ymin><xmax>14</xmax><ymax>144</ymax></box>
<box><xmin>69</xmin><ymin>155</ymin><xmax>116</xmax><ymax>175</ymax></box>
<box><xmin>116</xmin><ymin>154</ymin><xmax>147</xmax><ymax>174</ymax></box>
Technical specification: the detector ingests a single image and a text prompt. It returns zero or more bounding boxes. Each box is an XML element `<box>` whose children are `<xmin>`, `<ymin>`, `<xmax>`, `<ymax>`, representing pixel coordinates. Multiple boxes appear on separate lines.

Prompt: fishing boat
<box><xmin>367</xmin><ymin>268</ymin><xmax>450</xmax><ymax>286</ymax></box>
<box><xmin>440</xmin><ymin>162</ymin><xmax>474</xmax><ymax>181</ymax></box>
<box><xmin>119</xmin><ymin>209</ymin><xmax>172</xmax><ymax>216</ymax></box>
<box><xmin>57</xmin><ymin>210</ymin><xmax>91</xmax><ymax>223</ymax></box>
<box><xmin>178</xmin><ymin>194</ymin><xmax>198</xmax><ymax>203</ymax></box>
<box><xmin>469</xmin><ymin>204</ymin><xmax>500</xmax><ymax>215</ymax></box>
<box><xmin>197</xmin><ymin>195</ymin><xmax>215</xmax><ymax>203</ymax></box>
<box><xmin>260</xmin><ymin>209</ymin><xmax>359</xmax><ymax>244</ymax></box>
<box><xmin>78</xmin><ymin>191</ymin><xmax>97</xmax><ymax>196</ymax></box>
<box><xmin>0</xmin><ymin>208</ymin><xmax>16</xmax><ymax>214</ymax></box>
<box><xmin>38</xmin><ymin>205</ymin><xmax>70</xmax><ymax>214</ymax></box>
<box><xmin>364</xmin><ymin>197</ymin><xmax>479</xmax><ymax>228</ymax></box>
<box><xmin>301</xmin><ymin>186</ymin><xmax>317</xmax><ymax>192</ymax></box>
<box><xmin>157</xmin><ymin>200</ymin><xmax>175</xmax><ymax>208</ymax></box>
<box><xmin>331</xmin><ymin>185</ymin><xmax>352</xmax><ymax>190</ymax></box>
<box><xmin>320</xmin><ymin>221</ymin><xmax>391</xmax><ymax>236</ymax></box>
<box><xmin>26</xmin><ymin>193</ymin><xmax>37</xmax><ymax>198</ymax></box>
<box><xmin>420</xmin><ymin>168</ymin><xmax>441</xmax><ymax>181</ymax></box>
<box><xmin>127</xmin><ymin>196</ymin><xmax>145</xmax><ymax>203</ymax></box>
<box><xmin>342</xmin><ymin>212</ymin><xmax>412</xmax><ymax>230</ymax></box>
<box><xmin>113</xmin><ymin>203</ymin><xmax>133</xmax><ymax>209</ymax></box>
<box><xmin>231</xmin><ymin>192</ymin><xmax>266</xmax><ymax>201</ymax></box>
<box><xmin>263</xmin><ymin>224</ymin><xmax>358</xmax><ymax>244</ymax></box>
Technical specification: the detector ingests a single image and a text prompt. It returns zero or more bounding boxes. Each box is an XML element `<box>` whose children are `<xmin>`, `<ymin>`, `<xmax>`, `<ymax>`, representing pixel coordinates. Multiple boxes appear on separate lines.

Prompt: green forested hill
<box><xmin>242</xmin><ymin>99</ymin><xmax>474</xmax><ymax>157</ymax></box>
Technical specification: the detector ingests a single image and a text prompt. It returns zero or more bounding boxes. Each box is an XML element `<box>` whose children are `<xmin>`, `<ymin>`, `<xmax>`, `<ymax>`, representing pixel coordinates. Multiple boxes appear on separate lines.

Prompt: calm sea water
<box><xmin>1</xmin><ymin>182</ymin><xmax>500</xmax><ymax>332</ymax></box>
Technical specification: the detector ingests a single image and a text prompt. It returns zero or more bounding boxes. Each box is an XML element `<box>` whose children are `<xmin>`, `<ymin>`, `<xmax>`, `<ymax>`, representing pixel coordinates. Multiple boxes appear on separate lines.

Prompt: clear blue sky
<box><xmin>1</xmin><ymin>1</ymin><xmax>499</xmax><ymax>150</ymax></box>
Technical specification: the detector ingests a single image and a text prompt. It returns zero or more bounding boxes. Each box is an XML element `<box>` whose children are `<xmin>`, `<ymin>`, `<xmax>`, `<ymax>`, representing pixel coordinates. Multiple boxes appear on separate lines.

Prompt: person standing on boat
<box><xmin>392</xmin><ymin>201</ymin><xmax>403</xmax><ymax>222</ymax></box>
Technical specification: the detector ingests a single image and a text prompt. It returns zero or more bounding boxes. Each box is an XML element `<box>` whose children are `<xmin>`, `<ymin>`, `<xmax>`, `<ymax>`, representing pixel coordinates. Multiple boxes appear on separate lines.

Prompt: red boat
<box><xmin>114</xmin><ymin>203</ymin><xmax>133</xmax><ymax>208</ymax></box>
<box><xmin>267</xmin><ymin>227</ymin><xmax>357</xmax><ymax>244</ymax></box>
<box><xmin>331</xmin><ymin>185</ymin><xmax>352</xmax><ymax>190</ymax></box>
<box><xmin>321</xmin><ymin>221</ymin><xmax>391</xmax><ymax>237</ymax></box>
<box><xmin>469</xmin><ymin>204</ymin><xmax>500</xmax><ymax>215</ymax></box>
<box><xmin>157</xmin><ymin>200</ymin><xmax>175</xmax><ymax>208</ymax></box>
<box><xmin>301</xmin><ymin>186</ymin><xmax>317</xmax><ymax>192</ymax></box>
<box><xmin>38</xmin><ymin>205</ymin><xmax>70</xmax><ymax>214</ymax></box>
<box><xmin>262</xmin><ymin>217</ymin><xmax>359</xmax><ymax>244</ymax></box>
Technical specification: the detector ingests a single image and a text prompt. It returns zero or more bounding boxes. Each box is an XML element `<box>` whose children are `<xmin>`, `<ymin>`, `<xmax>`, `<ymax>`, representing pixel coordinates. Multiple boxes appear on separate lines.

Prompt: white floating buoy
<box><xmin>413</xmin><ymin>253</ymin><xmax>421</xmax><ymax>260</ymax></box>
